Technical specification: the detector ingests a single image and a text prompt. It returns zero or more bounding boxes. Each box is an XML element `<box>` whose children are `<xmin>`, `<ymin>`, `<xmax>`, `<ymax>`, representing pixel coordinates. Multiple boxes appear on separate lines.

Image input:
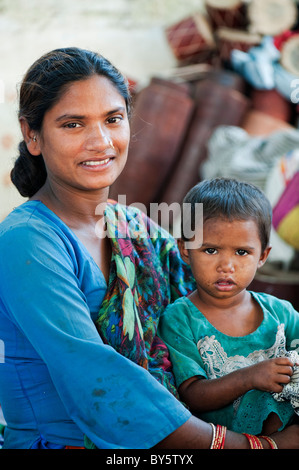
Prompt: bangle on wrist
<box><xmin>209</xmin><ymin>423</ymin><xmax>227</xmax><ymax>449</ymax></box>
<box><xmin>209</xmin><ymin>423</ymin><xmax>216</xmax><ymax>449</ymax></box>
<box><xmin>243</xmin><ymin>433</ymin><xmax>264</xmax><ymax>449</ymax></box>
<box><xmin>259</xmin><ymin>435</ymin><xmax>278</xmax><ymax>449</ymax></box>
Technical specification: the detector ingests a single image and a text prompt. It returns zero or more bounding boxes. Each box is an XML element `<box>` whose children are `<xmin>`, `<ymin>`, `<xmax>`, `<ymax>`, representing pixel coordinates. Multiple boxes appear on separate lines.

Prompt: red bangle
<box><xmin>210</xmin><ymin>424</ymin><xmax>227</xmax><ymax>449</ymax></box>
<box><xmin>243</xmin><ymin>433</ymin><xmax>264</xmax><ymax>449</ymax></box>
<box><xmin>259</xmin><ymin>436</ymin><xmax>278</xmax><ymax>449</ymax></box>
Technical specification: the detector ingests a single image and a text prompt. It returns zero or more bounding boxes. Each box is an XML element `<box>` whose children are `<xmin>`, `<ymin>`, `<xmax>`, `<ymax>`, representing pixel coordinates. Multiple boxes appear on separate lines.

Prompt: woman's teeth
<box><xmin>82</xmin><ymin>158</ymin><xmax>110</xmax><ymax>166</ymax></box>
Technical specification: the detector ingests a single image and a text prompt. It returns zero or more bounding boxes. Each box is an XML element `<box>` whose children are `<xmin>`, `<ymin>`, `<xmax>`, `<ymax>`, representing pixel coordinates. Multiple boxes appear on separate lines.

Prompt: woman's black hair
<box><xmin>181</xmin><ymin>177</ymin><xmax>272</xmax><ymax>252</ymax></box>
<box><xmin>11</xmin><ymin>47</ymin><xmax>132</xmax><ymax>197</ymax></box>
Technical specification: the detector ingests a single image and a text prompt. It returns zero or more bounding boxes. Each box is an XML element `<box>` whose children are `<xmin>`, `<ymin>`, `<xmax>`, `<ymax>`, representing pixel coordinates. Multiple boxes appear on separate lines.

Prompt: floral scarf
<box><xmin>95</xmin><ymin>201</ymin><xmax>195</xmax><ymax>396</ymax></box>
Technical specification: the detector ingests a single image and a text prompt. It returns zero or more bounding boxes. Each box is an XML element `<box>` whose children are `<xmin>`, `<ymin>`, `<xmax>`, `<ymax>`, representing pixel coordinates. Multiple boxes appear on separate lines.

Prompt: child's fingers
<box><xmin>275</xmin><ymin>357</ymin><xmax>294</xmax><ymax>368</ymax></box>
<box><xmin>277</xmin><ymin>370</ymin><xmax>293</xmax><ymax>383</ymax></box>
<box><xmin>271</xmin><ymin>383</ymin><xmax>285</xmax><ymax>393</ymax></box>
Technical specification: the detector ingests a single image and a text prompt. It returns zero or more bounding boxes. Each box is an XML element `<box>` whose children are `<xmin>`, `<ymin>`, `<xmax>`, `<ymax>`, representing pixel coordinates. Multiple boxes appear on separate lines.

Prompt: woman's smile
<box><xmin>81</xmin><ymin>158</ymin><xmax>111</xmax><ymax>166</ymax></box>
<box><xmin>79</xmin><ymin>156</ymin><xmax>115</xmax><ymax>169</ymax></box>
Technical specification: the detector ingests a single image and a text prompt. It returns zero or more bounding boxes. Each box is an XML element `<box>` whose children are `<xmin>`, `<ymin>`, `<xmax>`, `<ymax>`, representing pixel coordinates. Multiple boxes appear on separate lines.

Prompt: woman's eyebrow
<box><xmin>106</xmin><ymin>106</ymin><xmax>126</xmax><ymax>116</ymax></box>
<box><xmin>55</xmin><ymin>114</ymin><xmax>85</xmax><ymax>123</ymax></box>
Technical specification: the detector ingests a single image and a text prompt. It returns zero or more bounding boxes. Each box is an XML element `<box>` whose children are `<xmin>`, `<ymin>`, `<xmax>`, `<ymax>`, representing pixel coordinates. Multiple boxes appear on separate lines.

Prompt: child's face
<box><xmin>179</xmin><ymin>217</ymin><xmax>271</xmax><ymax>302</ymax></box>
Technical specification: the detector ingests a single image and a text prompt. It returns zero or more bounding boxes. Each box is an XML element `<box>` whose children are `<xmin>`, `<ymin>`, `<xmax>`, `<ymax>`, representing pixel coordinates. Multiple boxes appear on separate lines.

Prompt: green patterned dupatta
<box><xmin>95</xmin><ymin>201</ymin><xmax>195</xmax><ymax>396</ymax></box>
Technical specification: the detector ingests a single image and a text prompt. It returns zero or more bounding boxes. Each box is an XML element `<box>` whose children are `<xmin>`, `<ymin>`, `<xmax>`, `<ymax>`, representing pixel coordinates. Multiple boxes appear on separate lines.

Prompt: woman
<box><xmin>0</xmin><ymin>47</ymin><xmax>298</xmax><ymax>449</ymax></box>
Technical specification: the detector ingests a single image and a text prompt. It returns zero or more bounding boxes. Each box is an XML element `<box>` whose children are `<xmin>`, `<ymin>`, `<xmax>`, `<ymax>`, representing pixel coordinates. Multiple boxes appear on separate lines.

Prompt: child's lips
<box><xmin>215</xmin><ymin>278</ymin><xmax>236</xmax><ymax>291</ymax></box>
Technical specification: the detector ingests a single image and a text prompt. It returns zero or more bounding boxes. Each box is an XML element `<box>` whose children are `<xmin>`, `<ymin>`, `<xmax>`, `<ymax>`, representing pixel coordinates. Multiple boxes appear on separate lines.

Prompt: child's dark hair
<box><xmin>182</xmin><ymin>177</ymin><xmax>272</xmax><ymax>252</ymax></box>
<box><xmin>11</xmin><ymin>47</ymin><xmax>131</xmax><ymax>198</ymax></box>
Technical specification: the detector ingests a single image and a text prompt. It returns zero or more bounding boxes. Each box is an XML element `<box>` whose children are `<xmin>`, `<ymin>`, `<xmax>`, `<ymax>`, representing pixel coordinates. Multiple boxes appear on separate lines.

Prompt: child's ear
<box><xmin>257</xmin><ymin>245</ymin><xmax>272</xmax><ymax>269</ymax></box>
<box><xmin>177</xmin><ymin>238</ymin><xmax>190</xmax><ymax>265</ymax></box>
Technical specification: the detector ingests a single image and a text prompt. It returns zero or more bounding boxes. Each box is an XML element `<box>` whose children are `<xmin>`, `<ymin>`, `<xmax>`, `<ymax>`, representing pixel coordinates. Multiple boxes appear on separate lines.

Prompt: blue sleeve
<box><xmin>0</xmin><ymin>224</ymin><xmax>190</xmax><ymax>449</ymax></box>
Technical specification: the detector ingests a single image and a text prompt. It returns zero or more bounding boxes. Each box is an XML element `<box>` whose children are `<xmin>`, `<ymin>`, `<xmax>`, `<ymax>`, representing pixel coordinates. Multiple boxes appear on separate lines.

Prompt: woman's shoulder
<box><xmin>0</xmin><ymin>201</ymin><xmax>74</xmax><ymax>252</ymax></box>
<box><xmin>1</xmin><ymin>201</ymin><xmax>42</xmax><ymax>237</ymax></box>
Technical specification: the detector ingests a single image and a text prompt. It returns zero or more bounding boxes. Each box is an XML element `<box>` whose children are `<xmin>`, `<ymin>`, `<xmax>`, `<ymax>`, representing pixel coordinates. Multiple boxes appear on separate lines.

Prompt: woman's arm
<box><xmin>0</xmin><ymin>224</ymin><xmax>192</xmax><ymax>449</ymax></box>
<box><xmin>155</xmin><ymin>415</ymin><xmax>299</xmax><ymax>449</ymax></box>
<box><xmin>155</xmin><ymin>415</ymin><xmax>249</xmax><ymax>449</ymax></box>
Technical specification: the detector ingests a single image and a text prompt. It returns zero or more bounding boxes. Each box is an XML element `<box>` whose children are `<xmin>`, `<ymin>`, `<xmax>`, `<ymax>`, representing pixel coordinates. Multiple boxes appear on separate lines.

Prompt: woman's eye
<box><xmin>236</xmin><ymin>249</ymin><xmax>248</xmax><ymax>256</ymax></box>
<box><xmin>64</xmin><ymin>122</ymin><xmax>81</xmax><ymax>128</ymax></box>
<box><xmin>107</xmin><ymin>116</ymin><xmax>122</xmax><ymax>124</ymax></box>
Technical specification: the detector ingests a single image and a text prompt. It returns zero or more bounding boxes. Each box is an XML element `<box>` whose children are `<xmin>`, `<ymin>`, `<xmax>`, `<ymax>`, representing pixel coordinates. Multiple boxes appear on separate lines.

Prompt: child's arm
<box><xmin>179</xmin><ymin>357</ymin><xmax>294</xmax><ymax>413</ymax></box>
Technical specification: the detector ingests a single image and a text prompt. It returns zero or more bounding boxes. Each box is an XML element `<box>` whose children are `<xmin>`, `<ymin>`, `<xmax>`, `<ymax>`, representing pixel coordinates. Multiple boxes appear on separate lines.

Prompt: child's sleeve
<box><xmin>258</xmin><ymin>293</ymin><xmax>299</xmax><ymax>352</ymax></box>
<box><xmin>158</xmin><ymin>300</ymin><xmax>207</xmax><ymax>388</ymax></box>
<box><xmin>281</xmin><ymin>300</ymin><xmax>299</xmax><ymax>352</ymax></box>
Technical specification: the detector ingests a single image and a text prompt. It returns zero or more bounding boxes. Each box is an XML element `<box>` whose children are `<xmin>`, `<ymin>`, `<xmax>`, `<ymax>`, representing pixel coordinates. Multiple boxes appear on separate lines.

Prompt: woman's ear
<box><xmin>257</xmin><ymin>245</ymin><xmax>272</xmax><ymax>269</ymax></box>
<box><xmin>19</xmin><ymin>117</ymin><xmax>41</xmax><ymax>156</ymax></box>
<box><xmin>177</xmin><ymin>238</ymin><xmax>190</xmax><ymax>265</ymax></box>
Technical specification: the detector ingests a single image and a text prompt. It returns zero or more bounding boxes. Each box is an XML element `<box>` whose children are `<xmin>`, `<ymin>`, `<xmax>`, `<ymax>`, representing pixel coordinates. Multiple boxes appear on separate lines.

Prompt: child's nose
<box><xmin>216</xmin><ymin>257</ymin><xmax>235</xmax><ymax>273</ymax></box>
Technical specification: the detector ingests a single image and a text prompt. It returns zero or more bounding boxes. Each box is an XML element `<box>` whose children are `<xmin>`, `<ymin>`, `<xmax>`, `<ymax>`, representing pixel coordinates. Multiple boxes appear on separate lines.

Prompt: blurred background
<box><xmin>0</xmin><ymin>0</ymin><xmax>299</xmax><ymax>308</ymax></box>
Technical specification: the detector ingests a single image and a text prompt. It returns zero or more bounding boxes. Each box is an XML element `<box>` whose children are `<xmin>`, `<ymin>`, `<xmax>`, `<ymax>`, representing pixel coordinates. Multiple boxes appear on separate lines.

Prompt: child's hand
<box><xmin>247</xmin><ymin>357</ymin><xmax>294</xmax><ymax>393</ymax></box>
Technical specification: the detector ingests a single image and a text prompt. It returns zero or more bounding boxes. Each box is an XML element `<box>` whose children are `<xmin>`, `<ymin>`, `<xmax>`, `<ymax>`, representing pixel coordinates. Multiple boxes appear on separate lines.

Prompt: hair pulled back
<box><xmin>11</xmin><ymin>47</ymin><xmax>131</xmax><ymax>197</ymax></box>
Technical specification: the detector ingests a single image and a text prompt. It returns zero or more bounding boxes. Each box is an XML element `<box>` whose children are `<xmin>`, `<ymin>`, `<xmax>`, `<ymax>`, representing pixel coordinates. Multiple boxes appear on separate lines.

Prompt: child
<box><xmin>158</xmin><ymin>177</ymin><xmax>299</xmax><ymax>436</ymax></box>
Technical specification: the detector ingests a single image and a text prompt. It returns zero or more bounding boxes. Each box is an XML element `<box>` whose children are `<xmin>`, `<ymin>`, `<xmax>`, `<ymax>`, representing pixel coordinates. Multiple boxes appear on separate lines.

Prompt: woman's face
<box><xmin>34</xmin><ymin>74</ymin><xmax>130</xmax><ymax>194</ymax></box>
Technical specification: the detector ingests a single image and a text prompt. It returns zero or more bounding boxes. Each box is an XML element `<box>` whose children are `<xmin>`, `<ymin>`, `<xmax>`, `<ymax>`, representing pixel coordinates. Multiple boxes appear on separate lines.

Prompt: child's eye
<box><xmin>236</xmin><ymin>249</ymin><xmax>248</xmax><ymax>256</ymax></box>
<box><xmin>205</xmin><ymin>248</ymin><xmax>217</xmax><ymax>255</ymax></box>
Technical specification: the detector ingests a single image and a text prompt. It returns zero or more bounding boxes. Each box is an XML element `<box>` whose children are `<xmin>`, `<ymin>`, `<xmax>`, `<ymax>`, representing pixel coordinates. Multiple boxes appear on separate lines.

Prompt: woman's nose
<box><xmin>85</xmin><ymin>125</ymin><xmax>113</xmax><ymax>151</ymax></box>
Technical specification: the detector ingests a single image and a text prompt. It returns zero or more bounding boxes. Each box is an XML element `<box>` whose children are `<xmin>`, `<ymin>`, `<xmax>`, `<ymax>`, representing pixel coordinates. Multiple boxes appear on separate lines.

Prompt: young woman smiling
<box><xmin>0</xmin><ymin>48</ymin><xmax>298</xmax><ymax>450</ymax></box>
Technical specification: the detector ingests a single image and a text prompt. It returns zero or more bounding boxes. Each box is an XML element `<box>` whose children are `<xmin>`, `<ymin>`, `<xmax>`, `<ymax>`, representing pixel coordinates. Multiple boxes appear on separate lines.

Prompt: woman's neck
<box><xmin>31</xmin><ymin>179</ymin><xmax>112</xmax><ymax>279</ymax></box>
<box><xmin>31</xmin><ymin>179</ymin><xmax>109</xmax><ymax>231</ymax></box>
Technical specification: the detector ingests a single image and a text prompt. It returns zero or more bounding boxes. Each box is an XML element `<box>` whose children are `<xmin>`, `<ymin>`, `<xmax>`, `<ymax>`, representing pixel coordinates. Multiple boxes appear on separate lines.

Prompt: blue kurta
<box><xmin>0</xmin><ymin>201</ymin><xmax>191</xmax><ymax>449</ymax></box>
